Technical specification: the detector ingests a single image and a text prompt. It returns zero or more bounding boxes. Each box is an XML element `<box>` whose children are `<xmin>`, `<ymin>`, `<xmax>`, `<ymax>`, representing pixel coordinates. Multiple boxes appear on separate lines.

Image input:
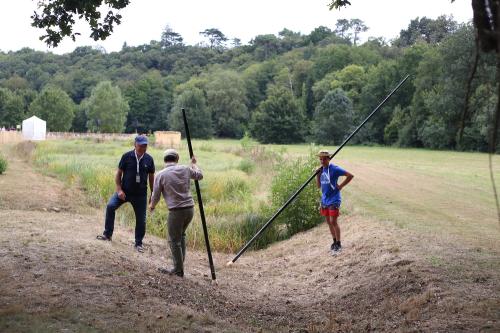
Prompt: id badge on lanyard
<box><xmin>135</xmin><ymin>151</ymin><xmax>143</xmax><ymax>183</ymax></box>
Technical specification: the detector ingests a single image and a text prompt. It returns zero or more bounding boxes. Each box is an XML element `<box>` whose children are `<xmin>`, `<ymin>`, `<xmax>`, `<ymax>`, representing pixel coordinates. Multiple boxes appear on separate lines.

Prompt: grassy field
<box><xmin>2</xmin><ymin>138</ymin><xmax>499</xmax><ymax>332</ymax></box>
<box><xmin>30</xmin><ymin>138</ymin><xmax>500</xmax><ymax>254</ymax></box>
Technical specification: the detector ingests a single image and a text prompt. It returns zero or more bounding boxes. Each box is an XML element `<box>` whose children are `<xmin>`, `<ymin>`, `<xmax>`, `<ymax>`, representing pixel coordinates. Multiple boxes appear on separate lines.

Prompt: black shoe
<box><xmin>96</xmin><ymin>234</ymin><xmax>112</xmax><ymax>241</ymax></box>
<box><xmin>134</xmin><ymin>244</ymin><xmax>144</xmax><ymax>253</ymax></box>
<box><xmin>330</xmin><ymin>242</ymin><xmax>335</xmax><ymax>251</ymax></box>
<box><xmin>158</xmin><ymin>267</ymin><xmax>184</xmax><ymax>277</ymax></box>
<box><xmin>331</xmin><ymin>242</ymin><xmax>342</xmax><ymax>256</ymax></box>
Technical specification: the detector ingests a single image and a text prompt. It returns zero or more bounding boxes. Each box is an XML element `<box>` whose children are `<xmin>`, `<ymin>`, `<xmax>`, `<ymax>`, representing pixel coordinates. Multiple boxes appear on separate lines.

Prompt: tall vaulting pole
<box><xmin>227</xmin><ymin>75</ymin><xmax>410</xmax><ymax>266</ymax></box>
<box><xmin>182</xmin><ymin>108</ymin><xmax>217</xmax><ymax>282</ymax></box>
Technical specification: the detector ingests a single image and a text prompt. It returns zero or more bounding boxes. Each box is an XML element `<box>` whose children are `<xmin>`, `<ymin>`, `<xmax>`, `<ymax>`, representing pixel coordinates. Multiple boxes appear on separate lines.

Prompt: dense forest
<box><xmin>0</xmin><ymin>16</ymin><xmax>497</xmax><ymax>151</ymax></box>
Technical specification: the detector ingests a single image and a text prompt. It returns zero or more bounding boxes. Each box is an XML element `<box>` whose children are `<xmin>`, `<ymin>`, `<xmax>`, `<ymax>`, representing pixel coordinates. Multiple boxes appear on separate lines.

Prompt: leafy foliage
<box><xmin>29</xmin><ymin>86</ymin><xmax>76</xmax><ymax>131</ymax></box>
<box><xmin>1</xmin><ymin>13</ymin><xmax>495</xmax><ymax>151</ymax></box>
<box><xmin>205</xmin><ymin>70</ymin><xmax>248</xmax><ymax>138</ymax></box>
<box><xmin>0</xmin><ymin>88</ymin><xmax>24</xmax><ymax>128</ymax></box>
<box><xmin>313</xmin><ymin>88</ymin><xmax>354</xmax><ymax>145</ymax></box>
<box><xmin>0</xmin><ymin>155</ymin><xmax>7</xmax><ymax>175</ymax></box>
<box><xmin>31</xmin><ymin>0</ymin><xmax>130</xmax><ymax>47</ymax></box>
<box><xmin>250</xmin><ymin>86</ymin><xmax>306</xmax><ymax>144</ymax></box>
<box><xmin>270</xmin><ymin>151</ymin><xmax>323</xmax><ymax>237</ymax></box>
<box><xmin>168</xmin><ymin>88</ymin><xmax>213</xmax><ymax>139</ymax></box>
<box><xmin>84</xmin><ymin>81</ymin><xmax>129</xmax><ymax>133</ymax></box>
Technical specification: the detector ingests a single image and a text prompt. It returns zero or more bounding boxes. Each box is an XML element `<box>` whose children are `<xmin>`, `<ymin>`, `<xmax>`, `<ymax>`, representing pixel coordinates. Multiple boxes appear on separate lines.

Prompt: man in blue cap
<box><xmin>97</xmin><ymin>135</ymin><xmax>155</xmax><ymax>252</ymax></box>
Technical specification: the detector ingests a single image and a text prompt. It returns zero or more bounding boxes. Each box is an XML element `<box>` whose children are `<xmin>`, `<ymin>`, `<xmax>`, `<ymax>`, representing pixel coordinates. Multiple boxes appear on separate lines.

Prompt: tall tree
<box><xmin>394</xmin><ymin>16</ymin><xmax>457</xmax><ymax>47</ymax></box>
<box><xmin>161</xmin><ymin>25</ymin><xmax>184</xmax><ymax>49</ymax></box>
<box><xmin>350</xmin><ymin>18</ymin><xmax>368</xmax><ymax>46</ymax></box>
<box><xmin>205</xmin><ymin>70</ymin><xmax>248</xmax><ymax>138</ymax></box>
<box><xmin>242</xmin><ymin>62</ymin><xmax>277</xmax><ymax>111</ymax></box>
<box><xmin>124</xmin><ymin>71</ymin><xmax>170</xmax><ymax>133</ymax></box>
<box><xmin>0</xmin><ymin>88</ymin><xmax>24</xmax><ymax>128</ymax></box>
<box><xmin>199</xmin><ymin>28</ymin><xmax>228</xmax><ymax>50</ymax></box>
<box><xmin>312</xmin><ymin>88</ymin><xmax>354</xmax><ymax>144</ymax></box>
<box><xmin>168</xmin><ymin>88</ymin><xmax>213</xmax><ymax>138</ymax></box>
<box><xmin>29</xmin><ymin>86</ymin><xmax>75</xmax><ymax>131</ymax></box>
<box><xmin>250</xmin><ymin>85</ymin><xmax>306</xmax><ymax>143</ymax></box>
<box><xmin>335</xmin><ymin>19</ymin><xmax>351</xmax><ymax>40</ymax></box>
<box><xmin>308</xmin><ymin>26</ymin><xmax>334</xmax><ymax>45</ymax></box>
<box><xmin>251</xmin><ymin>34</ymin><xmax>282</xmax><ymax>60</ymax></box>
<box><xmin>84</xmin><ymin>81</ymin><xmax>129</xmax><ymax>133</ymax></box>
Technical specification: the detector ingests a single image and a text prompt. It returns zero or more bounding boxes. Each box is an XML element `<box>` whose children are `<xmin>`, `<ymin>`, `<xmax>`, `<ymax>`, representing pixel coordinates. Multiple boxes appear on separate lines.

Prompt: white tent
<box><xmin>22</xmin><ymin>116</ymin><xmax>46</xmax><ymax>141</ymax></box>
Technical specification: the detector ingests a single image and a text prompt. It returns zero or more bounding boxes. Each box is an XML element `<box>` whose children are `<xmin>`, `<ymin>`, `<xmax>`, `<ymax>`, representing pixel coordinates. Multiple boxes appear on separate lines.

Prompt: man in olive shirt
<box><xmin>97</xmin><ymin>135</ymin><xmax>155</xmax><ymax>252</ymax></box>
<box><xmin>149</xmin><ymin>148</ymin><xmax>203</xmax><ymax>277</ymax></box>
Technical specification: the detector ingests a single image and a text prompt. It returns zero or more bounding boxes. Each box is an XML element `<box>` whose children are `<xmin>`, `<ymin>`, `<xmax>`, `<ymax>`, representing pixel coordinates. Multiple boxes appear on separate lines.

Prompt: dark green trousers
<box><xmin>167</xmin><ymin>207</ymin><xmax>194</xmax><ymax>273</ymax></box>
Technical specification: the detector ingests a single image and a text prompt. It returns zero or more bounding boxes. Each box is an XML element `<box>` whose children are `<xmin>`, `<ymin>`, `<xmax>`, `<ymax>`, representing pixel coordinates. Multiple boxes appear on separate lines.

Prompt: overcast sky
<box><xmin>0</xmin><ymin>0</ymin><xmax>473</xmax><ymax>55</ymax></box>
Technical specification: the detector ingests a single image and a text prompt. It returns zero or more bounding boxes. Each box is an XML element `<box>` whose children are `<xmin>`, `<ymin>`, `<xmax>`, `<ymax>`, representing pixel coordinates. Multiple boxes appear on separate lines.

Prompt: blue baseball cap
<box><xmin>135</xmin><ymin>135</ymin><xmax>148</xmax><ymax>145</ymax></box>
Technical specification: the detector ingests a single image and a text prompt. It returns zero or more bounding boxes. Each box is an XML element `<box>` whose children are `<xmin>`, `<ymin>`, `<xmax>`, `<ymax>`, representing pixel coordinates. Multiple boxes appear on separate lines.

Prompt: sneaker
<box><xmin>330</xmin><ymin>242</ymin><xmax>342</xmax><ymax>256</ymax></box>
<box><xmin>134</xmin><ymin>244</ymin><xmax>144</xmax><ymax>253</ymax></box>
<box><xmin>330</xmin><ymin>242</ymin><xmax>335</xmax><ymax>251</ymax></box>
<box><xmin>158</xmin><ymin>267</ymin><xmax>184</xmax><ymax>277</ymax></box>
<box><xmin>96</xmin><ymin>234</ymin><xmax>112</xmax><ymax>241</ymax></box>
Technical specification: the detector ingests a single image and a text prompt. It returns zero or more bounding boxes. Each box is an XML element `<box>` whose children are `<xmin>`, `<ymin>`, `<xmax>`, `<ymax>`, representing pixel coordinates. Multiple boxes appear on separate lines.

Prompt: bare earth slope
<box><xmin>0</xmin><ymin>146</ymin><xmax>498</xmax><ymax>332</ymax></box>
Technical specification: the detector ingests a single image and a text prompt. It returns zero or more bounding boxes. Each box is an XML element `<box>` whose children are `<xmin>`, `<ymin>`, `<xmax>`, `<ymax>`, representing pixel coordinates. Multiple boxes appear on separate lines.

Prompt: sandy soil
<box><xmin>0</xmin><ymin>145</ymin><xmax>499</xmax><ymax>332</ymax></box>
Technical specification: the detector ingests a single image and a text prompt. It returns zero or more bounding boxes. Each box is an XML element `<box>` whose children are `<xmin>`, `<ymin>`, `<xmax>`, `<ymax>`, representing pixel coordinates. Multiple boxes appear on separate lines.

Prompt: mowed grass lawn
<box><xmin>31</xmin><ymin>138</ymin><xmax>500</xmax><ymax>254</ymax></box>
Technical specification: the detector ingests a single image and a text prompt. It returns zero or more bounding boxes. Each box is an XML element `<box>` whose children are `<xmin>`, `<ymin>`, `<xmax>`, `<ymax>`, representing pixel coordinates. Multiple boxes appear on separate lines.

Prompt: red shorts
<box><xmin>320</xmin><ymin>205</ymin><xmax>340</xmax><ymax>217</ymax></box>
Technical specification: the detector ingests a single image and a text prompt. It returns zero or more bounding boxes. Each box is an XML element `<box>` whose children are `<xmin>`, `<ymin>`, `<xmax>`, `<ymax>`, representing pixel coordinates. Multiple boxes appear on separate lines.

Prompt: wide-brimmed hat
<box><xmin>317</xmin><ymin>150</ymin><xmax>330</xmax><ymax>158</ymax></box>
<box><xmin>163</xmin><ymin>148</ymin><xmax>179</xmax><ymax>158</ymax></box>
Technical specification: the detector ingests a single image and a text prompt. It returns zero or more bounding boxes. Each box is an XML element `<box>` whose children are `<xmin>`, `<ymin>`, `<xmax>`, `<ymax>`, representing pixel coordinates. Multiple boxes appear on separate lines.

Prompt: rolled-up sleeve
<box><xmin>189</xmin><ymin>165</ymin><xmax>203</xmax><ymax>180</ymax></box>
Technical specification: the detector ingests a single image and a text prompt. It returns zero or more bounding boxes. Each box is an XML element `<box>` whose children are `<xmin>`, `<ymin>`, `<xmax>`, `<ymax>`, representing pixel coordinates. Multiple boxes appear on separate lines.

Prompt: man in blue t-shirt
<box><xmin>315</xmin><ymin>150</ymin><xmax>354</xmax><ymax>255</ymax></box>
<box><xmin>96</xmin><ymin>135</ymin><xmax>155</xmax><ymax>252</ymax></box>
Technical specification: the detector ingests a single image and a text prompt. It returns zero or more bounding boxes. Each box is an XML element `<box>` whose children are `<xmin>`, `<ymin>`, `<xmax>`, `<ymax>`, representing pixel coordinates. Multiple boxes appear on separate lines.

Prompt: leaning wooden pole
<box><xmin>182</xmin><ymin>108</ymin><xmax>217</xmax><ymax>281</ymax></box>
<box><xmin>227</xmin><ymin>75</ymin><xmax>410</xmax><ymax>266</ymax></box>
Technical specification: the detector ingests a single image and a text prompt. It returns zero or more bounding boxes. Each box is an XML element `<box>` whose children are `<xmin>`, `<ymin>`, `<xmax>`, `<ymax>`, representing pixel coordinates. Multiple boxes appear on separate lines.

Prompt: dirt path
<box><xmin>0</xmin><ymin>146</ymin><xmax>499</xmax><ymax>332</ymax></box>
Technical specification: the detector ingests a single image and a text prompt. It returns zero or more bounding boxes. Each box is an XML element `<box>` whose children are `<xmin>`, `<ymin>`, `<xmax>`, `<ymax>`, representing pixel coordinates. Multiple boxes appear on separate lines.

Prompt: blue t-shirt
<box><xmin>320</xmin><ymin>164</ymin><xmax>346</xmax><ymax>207</ymax></box>
<box><xmin>118</xmin><ymin>150</ymin><xmax>155</xmax><ymax>196</ymax></box>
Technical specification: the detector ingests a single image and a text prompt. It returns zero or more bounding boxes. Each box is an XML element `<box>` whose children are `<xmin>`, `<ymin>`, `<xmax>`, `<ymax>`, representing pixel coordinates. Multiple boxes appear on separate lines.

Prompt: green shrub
<box><xmin>238</xmin><ymin>158</ymin><xmax>256</xmax><ymax>174</ymax></box>
<box><xmin>0</xmin><ymin>155</ymin><xmax>7</xmax><ymax>174</ymax></box>
<box><xmin>270</xmin><ymin>151</ymin><xmax>323</xmax><ymax>236</ymax></box>
<box><xmin>240</xmin><ymin>132</ymin><xmax>257</xmax><ymax>151</ymax></box>
<box><xmin>239</xmin><ymin>210</ymin><xmax>282</xmax><ymax>249</ymax></box>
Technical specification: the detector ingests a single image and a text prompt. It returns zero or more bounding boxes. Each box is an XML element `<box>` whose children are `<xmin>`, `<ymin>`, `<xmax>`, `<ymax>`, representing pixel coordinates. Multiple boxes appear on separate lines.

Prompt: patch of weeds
<box><xmin>199</xmin><ymin>142</ymin><xmax>215</xmax><ymax>152</ymax></box>
<box><xmin>0</xmin><ymin>309</ymin><xmax>98</xmax><ymax>333</ymax></box>
<box><xmin>429</xmin><ymin>255</ymin><xmax>444</xmax><ymax>267</ymax></box>
<box><xmin>388</xmin><ymin>246</ymin><xmax>401</xmax><ymax>254</ymax></box>
<box><xmin>238</xmin><ymin>158</ymin><xmax>256</xmax><ymax>174</ymax></box>
<box><xmin>0</xmin><ymin>154</ymin><xmax>7</xmax><ymax>174</ymax></box>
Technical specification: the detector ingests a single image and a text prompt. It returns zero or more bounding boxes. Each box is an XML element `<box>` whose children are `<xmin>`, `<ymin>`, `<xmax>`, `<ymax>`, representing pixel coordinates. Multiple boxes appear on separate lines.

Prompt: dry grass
<box><xmin>0</xmin><ymin>142</ymin><xmax>499</xmax><ymax>332</ymax></box>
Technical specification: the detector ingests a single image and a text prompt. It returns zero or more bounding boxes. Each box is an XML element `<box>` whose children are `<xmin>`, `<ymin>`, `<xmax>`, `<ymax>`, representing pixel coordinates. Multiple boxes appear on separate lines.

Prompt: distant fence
<box><xmin>0</xmin><ymin>131</ymin><xmax>23</xmax><ymax>144</ymax></box>
<box><xmin>1</xmin><ymin>131</ymin><xmax>182</xmax><ymax>146</ymax></box>
<box><xmin>154</xmin><ymin>131</ymin><xmax>182</xmax><ymax>148</ymax></box>
<box><xmin>47</xmin><ymin>132</ymin><xmax>135</xmax><ymax>141</ymax></box>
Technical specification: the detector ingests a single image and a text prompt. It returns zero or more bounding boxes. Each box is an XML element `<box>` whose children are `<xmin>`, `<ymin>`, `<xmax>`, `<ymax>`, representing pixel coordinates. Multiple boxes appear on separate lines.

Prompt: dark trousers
<box><xmin>167</xmin><ymin>207</ymin><xmax>194</xmax><ymax>273</ymax></box>
<box><xmin>104</xmin><ymin>192</ymin><xmax>147</xmax><ymax>246</ymax></box>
